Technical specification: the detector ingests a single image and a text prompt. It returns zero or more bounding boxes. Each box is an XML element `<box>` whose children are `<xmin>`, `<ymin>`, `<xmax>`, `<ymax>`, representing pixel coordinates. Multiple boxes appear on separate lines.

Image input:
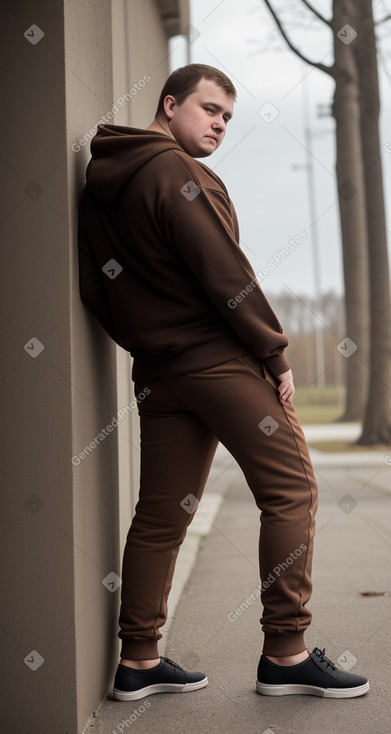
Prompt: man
<box><xmin>78</xmin><ymin>64</ymin><xmax>369</xmax><ymax>701</ymax></box>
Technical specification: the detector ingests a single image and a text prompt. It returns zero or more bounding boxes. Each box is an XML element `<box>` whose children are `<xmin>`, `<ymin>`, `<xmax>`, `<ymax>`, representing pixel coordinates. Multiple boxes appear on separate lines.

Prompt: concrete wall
<box><xmin>1</xmin><ymin>1</ymin><xmax>189</xmax><ymax>732</ymax></box>
<box><xmin>1</xmin><ymin>2</ymin><xmax>118</xmax><ymax>731</ymax></box>
<box><xmin>67</xmin><ymin>3</ymin><xmax>121</xmax><ymax>730</ymax></box>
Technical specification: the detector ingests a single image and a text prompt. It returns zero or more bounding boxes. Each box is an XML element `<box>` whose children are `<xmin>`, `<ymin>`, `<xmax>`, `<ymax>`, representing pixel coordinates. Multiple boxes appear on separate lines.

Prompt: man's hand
<box><xmin>276</xmin><ymin>369</ymin><xmax>295</xmax><ymax>404</ymax></box>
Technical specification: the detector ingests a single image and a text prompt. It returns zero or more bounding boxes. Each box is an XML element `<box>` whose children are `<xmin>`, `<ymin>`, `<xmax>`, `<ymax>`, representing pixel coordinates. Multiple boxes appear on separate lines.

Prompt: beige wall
<box><xmin>1</xmin><ymin>0</ymin><xmax>189</xmax><ymax>731</ymax></box>
<box><xmin>1</xmin><ymin>2</ymin><xmax>118</xmax><ymax>731</ymax></box>
<box><xmin>67</xmin><ymin>3</ymin><xmax>121</xmax><ymax>729</ymax></box>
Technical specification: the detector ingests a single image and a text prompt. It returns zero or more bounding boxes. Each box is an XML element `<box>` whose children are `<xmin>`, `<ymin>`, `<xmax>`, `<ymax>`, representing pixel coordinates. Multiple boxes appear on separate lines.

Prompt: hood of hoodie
<box><xmin>86</xmin><ymin>124</ymin><xmax>186</xmax><ymax>203</ymax></box>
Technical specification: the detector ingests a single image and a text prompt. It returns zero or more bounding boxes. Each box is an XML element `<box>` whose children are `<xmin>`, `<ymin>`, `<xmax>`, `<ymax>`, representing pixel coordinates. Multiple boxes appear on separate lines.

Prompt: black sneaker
<box><xmin>256</xmin><ymin>647</ymin><xmax>369</xmax><ymax>698</ymax></box>
<box><xmin>113</xmin><ymin>656</ymin><xmax>208</xmax><ymax>701</ymax></box>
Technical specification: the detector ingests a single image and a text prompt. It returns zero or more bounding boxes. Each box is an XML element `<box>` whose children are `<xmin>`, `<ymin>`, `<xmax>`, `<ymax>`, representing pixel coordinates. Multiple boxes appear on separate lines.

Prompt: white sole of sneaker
<box><xmin>113</xmin><ymin>676</ymin><xmax>208</xmax><ymax>701</ymax></box>
<box><xmin>256</xmin><ymin>681</ymin><xmax>369</xmax><ymax>698</ymax></box>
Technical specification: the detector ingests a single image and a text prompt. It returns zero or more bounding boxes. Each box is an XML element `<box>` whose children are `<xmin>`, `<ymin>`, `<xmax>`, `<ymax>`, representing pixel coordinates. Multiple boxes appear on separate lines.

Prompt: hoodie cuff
<box><xmin>263</xmin><ymin>352</ymin><xmax>291</xmax><ymax>380</ymax></box>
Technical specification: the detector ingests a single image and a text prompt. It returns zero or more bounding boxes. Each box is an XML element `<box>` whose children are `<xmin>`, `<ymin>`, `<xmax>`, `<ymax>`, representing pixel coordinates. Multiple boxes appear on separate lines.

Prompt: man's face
<box><xmin>164</xmin><ymin>78</ymin><xmax>234</xmax><ymax>158</ymax></box>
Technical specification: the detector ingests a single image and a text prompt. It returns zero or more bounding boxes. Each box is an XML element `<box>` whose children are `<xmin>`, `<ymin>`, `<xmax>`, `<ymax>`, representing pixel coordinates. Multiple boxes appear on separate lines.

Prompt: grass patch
<box><xmin>294</xmin><ymin>404</ymin><xmax>343</xmax><ymax>424</ymax></box>
<box><xmin>309</xmin><ymin>440</ymin><xmax>390</xmax><ymax>453</ymax></box>
<box><xmin>293</xmin><ymin>386</ymin><xmax>345</xmax><ymax>425</ymax></box>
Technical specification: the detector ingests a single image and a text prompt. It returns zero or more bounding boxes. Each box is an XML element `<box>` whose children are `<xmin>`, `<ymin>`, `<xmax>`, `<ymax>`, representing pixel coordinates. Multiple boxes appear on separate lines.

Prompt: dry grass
<box><xmin>308</xmin><ymin>440</ymin><xmax>391</xmax><ymax>452</ymax></box>
<box><xmin>293</xmin><ymin>386</ymin><xmax>344</xmax><ymax>425</ymax></box>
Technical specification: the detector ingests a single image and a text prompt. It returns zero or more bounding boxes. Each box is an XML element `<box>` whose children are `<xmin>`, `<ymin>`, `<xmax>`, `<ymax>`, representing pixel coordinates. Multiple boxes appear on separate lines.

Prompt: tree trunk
<box><xmin>354</xmin><ymin>0</ymin><xmax>391</xmax><ymax>444</ymax></box>
<box><xmin>332</xmin><ymin>0</ymin><xmax>370</xmax><ymax>420</ymax></box>
<box><xmin>261</xmin><ymin>0</ymin><xmax>371</xmax><ymax>419</ymax></box>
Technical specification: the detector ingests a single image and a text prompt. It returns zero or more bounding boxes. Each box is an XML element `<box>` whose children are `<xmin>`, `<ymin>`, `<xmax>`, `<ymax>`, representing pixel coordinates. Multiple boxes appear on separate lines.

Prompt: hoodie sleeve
<box><xmin>163</xmin><ymin>183</ymin><xmax>291</xmax><ymax>378</ymax></box>
<box><xmin>78</xmin><ymin>193</ymin><xmax>120</xmax><ymax>344</ymax></box>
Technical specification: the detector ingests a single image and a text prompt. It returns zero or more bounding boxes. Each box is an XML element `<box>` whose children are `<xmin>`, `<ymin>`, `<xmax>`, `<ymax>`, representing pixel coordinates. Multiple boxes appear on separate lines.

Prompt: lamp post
<box><xmin>292</xmin><ymin>76</ymin><xmax>332</xmax><ymax>389</ymax></box>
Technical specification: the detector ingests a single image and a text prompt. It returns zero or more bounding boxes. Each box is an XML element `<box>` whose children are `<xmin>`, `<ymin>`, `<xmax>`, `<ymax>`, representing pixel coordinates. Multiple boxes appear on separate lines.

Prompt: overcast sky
<box><xmin>170</xmin><ymin>0</ymin><xmax>391</xmax><ymax>299</ymax></box>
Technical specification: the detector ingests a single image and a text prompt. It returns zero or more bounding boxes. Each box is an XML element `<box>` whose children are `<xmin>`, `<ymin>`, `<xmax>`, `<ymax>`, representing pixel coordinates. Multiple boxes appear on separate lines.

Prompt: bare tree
<box><xmin>267</xmin><ymin>289</ymin><xmax>346</xmax><ymax>387</ymax></box>
<box><xmin>322</xmin><ymin>289</ymin><xmax>345</xmax><ymax>334</ymax></box>
<box><xmin>353</xmin><ymin>1</ymin><xmax>391</xmax><ymax>444</ymax></box>
<box><xmin>262</xmin><ymin>0</ymin><xmax>370</xmax><ymax>420</ymax></box>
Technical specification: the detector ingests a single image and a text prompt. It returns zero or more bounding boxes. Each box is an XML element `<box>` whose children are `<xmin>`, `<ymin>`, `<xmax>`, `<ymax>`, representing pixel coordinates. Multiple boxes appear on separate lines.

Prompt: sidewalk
<box><xmin>304</xmin><ymin>423</ymin><xmax>391</xmax><ymax>470</ymax></box>
<box><xmin>87</xmin><ymin>426</ymin><xmax>391</xmax><ymax>734</ymax></box>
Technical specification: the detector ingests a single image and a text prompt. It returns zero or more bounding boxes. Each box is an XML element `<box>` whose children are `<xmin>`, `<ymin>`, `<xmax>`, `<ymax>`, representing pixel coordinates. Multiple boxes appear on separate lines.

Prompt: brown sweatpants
<box><xmin>119</xmin><ymin>353</ymin><xmax>318</xmax><ymax>659</ymax></box>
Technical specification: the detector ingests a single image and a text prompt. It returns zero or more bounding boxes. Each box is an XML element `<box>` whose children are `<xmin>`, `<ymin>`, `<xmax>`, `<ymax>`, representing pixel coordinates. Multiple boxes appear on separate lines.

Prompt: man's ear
<box><xmin>163</xmin><ymin>95</ymin><xmax>176</xmax><ymax>120</ymax></box>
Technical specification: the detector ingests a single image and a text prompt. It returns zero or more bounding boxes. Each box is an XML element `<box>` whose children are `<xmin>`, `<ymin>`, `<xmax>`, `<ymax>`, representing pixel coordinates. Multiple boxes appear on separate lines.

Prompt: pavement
<box><xmin>86</xmin><ymin>424</ymin><xmax>391</xmax><ymax>734</ymax></box>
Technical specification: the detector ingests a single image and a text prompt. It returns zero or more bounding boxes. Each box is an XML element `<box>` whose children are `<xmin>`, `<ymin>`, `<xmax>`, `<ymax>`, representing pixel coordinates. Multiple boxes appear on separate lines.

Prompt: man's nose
<box><xmin>211</xmin><ymin>117</ymin><xmax>226</xmax><ymax>133</ymax></box>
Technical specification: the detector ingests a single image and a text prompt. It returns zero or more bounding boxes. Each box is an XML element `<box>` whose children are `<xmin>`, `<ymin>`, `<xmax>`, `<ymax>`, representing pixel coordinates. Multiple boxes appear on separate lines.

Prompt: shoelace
<box><xmin>161</xmin><ymin>656</ymin><xmax>185</xmax><ymax>671</ymax></box>
<box><xmin>314</xmin><ymin>647</ymin><xmax>337</xmax><ymax>671</ymax></box>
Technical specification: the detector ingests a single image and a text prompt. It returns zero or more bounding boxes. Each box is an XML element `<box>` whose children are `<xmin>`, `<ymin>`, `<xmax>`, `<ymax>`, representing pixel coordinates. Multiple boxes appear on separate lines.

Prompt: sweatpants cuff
<box><xmin>262</xmin><ymin>631</ymin><xmax>306</xmax><ymax>657</ymax></box>
<box><xmin>120</xmin><ymin>638</ymin><xmax>160</xmax><ymax>660</ymax></box>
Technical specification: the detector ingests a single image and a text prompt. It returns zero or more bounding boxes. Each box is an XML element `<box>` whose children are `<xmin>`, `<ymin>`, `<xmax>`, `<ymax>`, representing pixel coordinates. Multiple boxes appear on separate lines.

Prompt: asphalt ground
<box><xmin>87</xmin><ymin>431</ymin><xmax>391</xmax><ymax>734</ymax></box>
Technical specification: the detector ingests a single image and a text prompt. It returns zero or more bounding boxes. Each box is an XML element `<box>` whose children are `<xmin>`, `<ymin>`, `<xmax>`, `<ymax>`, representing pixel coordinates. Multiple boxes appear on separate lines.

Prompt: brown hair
<box><xmin>156</xmin><ymin>63</ymin><xmax>237</xmax><ymax>115</ymax></box>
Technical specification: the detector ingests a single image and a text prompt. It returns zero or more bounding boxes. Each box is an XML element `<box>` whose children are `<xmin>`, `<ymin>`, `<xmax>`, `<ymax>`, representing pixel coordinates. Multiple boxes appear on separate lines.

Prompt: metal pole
<box><xmin>302</xmin><ymin>76</ymin><xmax>326</xmax><ymax>388</ymax></box>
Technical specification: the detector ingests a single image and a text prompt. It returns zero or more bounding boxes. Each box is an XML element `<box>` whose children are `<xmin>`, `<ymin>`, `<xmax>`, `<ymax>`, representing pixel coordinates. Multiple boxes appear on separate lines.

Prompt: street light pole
<box><xmin>303</xmin><ymin>128</ymin><xmax>326</xmax><ymax>388</ymax></box>
<box><xmin>302</xmin><ymin>75</ymin><xmax>326</xmax><ymax>389</ymax></box>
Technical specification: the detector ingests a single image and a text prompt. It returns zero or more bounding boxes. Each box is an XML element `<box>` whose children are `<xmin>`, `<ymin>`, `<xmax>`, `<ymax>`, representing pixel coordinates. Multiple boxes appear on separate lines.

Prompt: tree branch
<box><xmin>299</xmin><ymin>0</ymin><xmax>332</xmax><ymax>26</ymax></box>
<box><xmin>375</xmin><ymin>13</ymin><xmax>391</xmax><ymax>25</ymax></box>
<box><xmin>262</xmin><ymin>0</ymin><xmax>335</xmax><ymax>77</ymax></box>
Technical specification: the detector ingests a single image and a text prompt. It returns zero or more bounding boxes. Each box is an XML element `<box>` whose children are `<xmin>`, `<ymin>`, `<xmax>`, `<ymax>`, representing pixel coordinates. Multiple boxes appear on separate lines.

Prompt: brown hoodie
<box><xmin>78</xmin><ymin>124</ymin><xmax>290</xmax><ymax>381</ymax></box>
